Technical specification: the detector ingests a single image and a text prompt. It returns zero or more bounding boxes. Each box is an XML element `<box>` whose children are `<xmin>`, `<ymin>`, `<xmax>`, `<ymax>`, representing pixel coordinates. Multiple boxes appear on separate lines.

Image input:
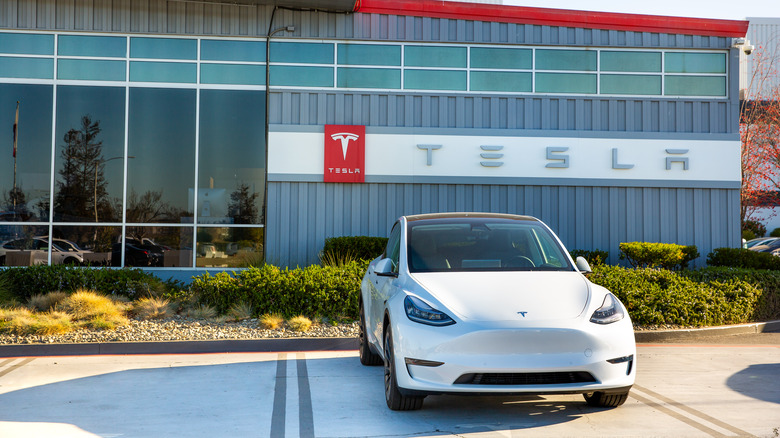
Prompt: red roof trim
<box><xmin>354</xmin><ymin>0</ymin><xmax>749</xmax><ymax>38</ymax></box>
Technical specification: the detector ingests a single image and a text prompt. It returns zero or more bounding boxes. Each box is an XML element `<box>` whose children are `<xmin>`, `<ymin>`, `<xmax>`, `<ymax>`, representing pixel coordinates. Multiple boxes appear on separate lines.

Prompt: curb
<box><xmin>634</xmin><ymin>320</ymin><xmax>780</xmax><ymax>343</ymax></box>
<box><xmin>2</xmin><ymin>321</ymin><xmax>778</xmax><ymax>357</ymax></box>
<box><xmin>0</xmin><ymin>337</ymin><xmax>359</xmax><ymax>358</ymax></box>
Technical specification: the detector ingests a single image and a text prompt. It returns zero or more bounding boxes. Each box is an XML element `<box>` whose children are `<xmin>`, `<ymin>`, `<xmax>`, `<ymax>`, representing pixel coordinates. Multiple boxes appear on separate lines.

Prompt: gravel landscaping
<box><xmin>0</xmin><ymin>316</ymin><xmax>359</xmax><ymax>345</ymax></box>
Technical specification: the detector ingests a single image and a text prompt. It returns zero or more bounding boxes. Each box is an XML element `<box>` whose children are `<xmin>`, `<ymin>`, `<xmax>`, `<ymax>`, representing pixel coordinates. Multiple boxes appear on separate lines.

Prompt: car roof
<box><xmin>405</xmin><ymin>212</ymin><xmax>539</xmax><ymax>222</ymax></box>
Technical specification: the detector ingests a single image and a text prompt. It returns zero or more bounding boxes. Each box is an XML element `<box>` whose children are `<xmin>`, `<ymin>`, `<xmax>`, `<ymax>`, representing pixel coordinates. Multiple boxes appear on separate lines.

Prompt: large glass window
<box><xmin>471</xmin><ymin>47</ymin><xmax>531</xmax><ymax>69</ymax></box>
<box><xmin>536</xmin><ymin>49</ymin><xmax>597</xmax><ymax>71</ymax></box>
<box><xmin>665</xmin><ymin>52</ymin><xmax>727</xmax><ymax>74</ymax></box>
<box><xmin>338</xmin><ymin>44</ymin><xmax>401</xmax><ymax>66</ymax></box>
<box><xmin>52</xmin><ymin>225</ymin><xmax>121</xmax><ymax>267</ymax></box>
<box><xmin>601</xmin><ymin>51</ymin><xmax>661</xmax><ymax>73</ymax></box>
<box><xmin>201</xmin><ymin>40</ymin><xmax>264</xmax><ymax>62</ymax></box>
<box><xmin>601</xmin><ymin>74</ymin><xmax>661</xmax><ymax>95</ymax></box>
<box><xmin>270</xmin><ymin>42</ymin><xmax>334</xmax><ymax>64</ymax></box>
<box><xmin>536</xmin><ymin>73</ymin><xmax>597</xmax><ymax>94</ymax></box>
<box><xmin>198</xmin><ymin>90</ymin><xmax>265</xmax><ymax>226</ymax></box>
<box><xmin>54</xmin><ymin>86</ymin><xmax>126</xmax><ymax>223</ymax></box>
<box><xmin>127</xmin><ymin>88</ymin><xmax>195</xmax><ymax>224</ymax></box>
<box><xmin>58</xmin><ymin>35</ymin><xmax>126</xmax><ymax>57</ymax></box>
<box><xmin>665</xmin><ymin>76</ymin><xmax>726</xmax><ymax>96</ymax></box>
<box><xmin>0</xmin><ymin>225</ymin><xmax>51</xmax><ymax>266</ymax></box>
<box><xmin>124</xmin><ymin>226</ymin><xmax>193</xmax><ymax>267</ymax></box>
<box><xmin>130</xmin><ymin>37</ymin><xmax>197</xmax><ymax>60</ymax></box>
<box><xmin>404</xmin><ymin>70</ymin><xmax>467</xmax><ymax>91</ymax></box>
<box><xmin>196</xmin><ymin>227</ymin><xmax>263</xmax><ymax>268</ymax></box>
<box><xmin>471</xmin><ymin>71</ymin><xmax>531</xmax><ymax>92</ymax></box>
<box><xmin>0</xmin><ymin>57</ymin><xmax>53</xmax><ymax>79</ymax></box>
<box><xmin>337</xmin><ymin>68</ymin><xmax>400</xmax><ymax>89</ymax></box>
<box><xmin>0</xmin><ymin>84</ymin><xmax>53</xmax><ymax>222</ymax></box>
<box><xmin>405</xmin><ymin>46</ymin><xmax>467</xmax><ymax>68</ymax></box>
<box><xmin>0</xmin><ymin>33</ymin><xmax>53</xmax><ymax>55</ymax></box>
<box><xmin>58</xmin><ymin>59</ymin><xmax>126</xmax><ymax>81</ymax></box>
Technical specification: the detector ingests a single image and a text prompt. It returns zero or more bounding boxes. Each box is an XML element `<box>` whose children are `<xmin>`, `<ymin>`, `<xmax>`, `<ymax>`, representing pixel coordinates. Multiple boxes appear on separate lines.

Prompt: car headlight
<box><xmin>404</xmin><ymin>295</ymin><xmax>455</xmax><ymax>326</ymax></box>
<box><xmin>590</xmin><ymin>293</ymin><xmax>624</xmax><ymax>324</ymax></box>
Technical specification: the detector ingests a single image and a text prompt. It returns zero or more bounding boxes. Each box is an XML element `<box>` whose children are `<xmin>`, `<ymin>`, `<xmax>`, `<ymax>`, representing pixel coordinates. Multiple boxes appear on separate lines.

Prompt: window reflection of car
<box><xmin>0</xmin><ymin>238</ymin><xmax>84</xmax><ymax>266</ymax></box>
<box><xmin>37</xmin><ymin>236</ymin><xmax>93</xmax><ymax>259</ymax></box>
<box><xmin>198</xmin><ymin>243</ymin><xmax>217</xmax><ymax>258</ymax></box>
<box><xmin>112</xmin><ymin>241</ymin><xmax>161</xmax><ymax>267</ymax></box>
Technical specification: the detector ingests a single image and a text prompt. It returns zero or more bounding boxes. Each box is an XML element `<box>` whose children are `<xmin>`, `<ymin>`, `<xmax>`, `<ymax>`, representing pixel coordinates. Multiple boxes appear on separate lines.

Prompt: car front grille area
<box><xmin>453</xmin><ymin>371</ymin><xmax>597</xmax><ymax>385</ymax></box>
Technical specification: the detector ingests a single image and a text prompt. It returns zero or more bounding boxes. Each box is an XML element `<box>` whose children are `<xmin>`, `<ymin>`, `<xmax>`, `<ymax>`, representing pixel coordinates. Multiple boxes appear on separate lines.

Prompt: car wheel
<box><xmin>63</xmin><ymin>257</ymin><xmax>79</xmax><ymax>265</ymax></box>
<box><xmin>583</xmin><ymin>390</ymin><xmax>630</xmax><ymax>408</ymax></box>
<box><xmin>0</xmin><ymin>255</ymin><xmax>5</xmax><ymax>266</ymax></box>
<box><xmin>359</xmin><ymin>303</ymin><xmax>382</xmax><ymax>366</ymax></box>
<box><xmin>384</xmin><ymin>327</ymin><xmax>424</xmax><ymax>411</ymax></box>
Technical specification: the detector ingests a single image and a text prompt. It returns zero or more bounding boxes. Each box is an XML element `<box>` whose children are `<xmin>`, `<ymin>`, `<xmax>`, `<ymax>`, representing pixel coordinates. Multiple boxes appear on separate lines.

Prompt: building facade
<box><xmin>0</xmin><ymin>0</ymin><xmax>748</xmax><ymax>272</ymax></box>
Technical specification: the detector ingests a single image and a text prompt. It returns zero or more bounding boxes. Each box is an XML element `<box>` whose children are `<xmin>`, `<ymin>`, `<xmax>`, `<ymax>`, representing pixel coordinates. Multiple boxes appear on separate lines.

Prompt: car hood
<box><xmin>410</xmin><ymin>271</ymin><xmax>590</xmax><ymax>322</ymax></box>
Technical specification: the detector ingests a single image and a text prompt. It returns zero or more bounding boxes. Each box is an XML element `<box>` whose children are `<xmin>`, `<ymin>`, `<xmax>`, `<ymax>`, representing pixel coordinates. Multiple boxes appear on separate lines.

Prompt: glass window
<box><xmin>471</xmin><ymin>71</ymin><xmax>532</xmax><ymax>92</ymax></box>
<box><xmin>57</xmin><ymin>59</ymin><xmax>126</xmax><ymax>81</ymax></box>
<box><xmin>535</xmin><ymin>73</ymin><xmax>597</xmax><ymax>94</ymax></box>
<box><xmin>130</xmin><ymin>37</ymin><xmax>196</xmax><ymax>60</ymax></box>
<box><xmin>269</xmin><ymin>42</ymin><xmax>334</xmax><ymax>64</ymax></box>
<box><xmin>665</xmin><ymin>76</ymin><xmax>726</xmax><ymax>96</ymax></box>
<box><xmin>269</xmin><ymin>66</ymin><xmax>333</xmax><ymax>87</ymax></box>
<box><xmin>129</xmin><ymin>61</ymin><xmax>196</xmax><ymax>83</ymax></box>
<box><xmin>58</xmin><ymin>35</ymin><xmax>126</xmax><ymax>57</ymax></box>
<box><xmin>385</xmin><ymin>222</ymin><xmax>401</xmax><ymax>273</ymax></box>
<box><xmin>201</xmin><ymin>64</ymin><xmax>264</xmax><ymax>85</ymax></box>
<box><xmin>601</xmin><ymin>51</ymin><xmax>661</xmax><ymax>72</ymax></box>
<box><xmin>0</xmin><ymin>225</ymin><xmax>51</xmax><ymax>266</ymax></box>
<box><xmin>0</xmin><ymin>57</ymin><xmax>53</xmax><ymax>79</ymax></box>
<box><xmin>536</xmin><ymin>49</ymin><xmax>597</xmax><ymax>71</ymax></box>
<box><xmin>198</xmin><ymin>90</ymin><xmax>265</xmax><ymax>225</ymax></box>
<box><xmin>54</xmin><ymin>86</ymin><xmax>126</xmax><ymax>223</ymax></box>
<box><xmin>337</xmin><ymin>67</ymin><xmax>400</xmax><ymax>89</ymax></box>
<box><xmin>52</xmin><ymin>225</ymin><xmax>121</xmax><ymax>267</ymax></box>
<box><xmin>196</xmin><ymin>227</ymin><xmax>264</xmax><ymax>268</ymax></box>
<box><xmin>201</xmin><ymin>39</ymin><xmax>264</xmax><ymax>62</ymax></box>
<box><xmin>405</xmin><ymin>45</ymin><xmax>467</xmax><ymax>68</ymax></box>
<box><xmin>600</xmin><ymin>74</ymin><xmax>661</xmax><ymax>95</ymax></box>
<box><xmin>471</xmin><ymin>47</ymin><xmax>531</xmax><ymax>69</ymax></box>
<box><xmin>337</xmin><ymin>44</ymin><xmax>401</xmax><ymax>66</ymax></box>
<box><xmin>124</xmin><ymin>226</ymin><xmax>193</xmax><ymax>267</ymax></box>
<box><xmin>127</xmin><ymin>88</ymin><xmax>195</xmax><ymax>223</ymax></box>
<box><xmin>0</xmin><ymin>33</ymin><xmax>54</xmax><ymax>55</ymax></box>
<box><xmin>665</xmin><ymin>52</ymin><xmax>726</xmax><ymax>74</ymax></box>
<box><xmin>0</xmin><ymin>84</ymin><xmax>53</xmax><ymax>222</ymax></box>
<box><xmin>404</xmin><ymin>70</ymin><xmax>467</xmax><ymax>91</ymax></box>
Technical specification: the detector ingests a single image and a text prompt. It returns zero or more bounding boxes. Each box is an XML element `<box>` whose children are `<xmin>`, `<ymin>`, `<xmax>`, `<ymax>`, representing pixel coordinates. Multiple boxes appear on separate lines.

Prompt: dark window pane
<box><xmin>269</xmin><ymin>42</ymin><xmax>334</xmax><ymax>64</ymax></box>
<box><xmin>405</xmin><ymin>45</ymin><xmax>466</xmax><ymax>68</ymax></box>
<box><xmin>0</xmin><ymin>84</ymin><xmax>53</xmax><ymax>222</ymax></box>
<box><xmin>201</xmin><ymin>39</ymin><xmax>265</xmax><ymax>62</ymax></box>
<box><xmin>58</xmin><ymin>35</ymin><xmax>126</xmax><ymax>57</ymax></box>
<box><xmin>665</xmin><ymin>52</ymin><xmax>726</xmax><ymax>73</ymax></box>
<box><xmin>196</xmin><ymin>226</ymin><xmax>264</xmax><ymax>268</ymax></box>
<box><xmin>198</xmin><ymin>90</ymin><xmax>265</xmax><ymax>225</ymax></box>
<box><xmin>130</xmin><ymin>37</ymin><xmax>196</xmax><ymax>60</ymax></box>
<box><xmin>536</xmin><ymin>49</ymin><xmax>597</xmax><ymax>71</ymax></box>
<box><xmin>337</xmin><ymin>67</ymin><xmax>400</xmax><ymax>89</ymax></box>
<box><xmin>54</xmin><ymin>86</ymin><xmax>126</xmax><ymax>223</ymax></box>
<box><xmin>600</xmin><ymin>74</ymin><xmax>661</xmax><ymax>95</ymax></box>
<box><xmin>601</xmin><ymin>51</ymin><xmax>661</xmax><ymax>73</ymax></box>
<box><xmin>127</xmin><ymin>88</ymin><xmax>195</xmax><ymax>223</ymax></box>
<box><xmin>337</xmin><ymin>44</ymin><xmax>401</xmax><ymax>66</ymax></box>
<box><xmin>0</xmin><ymin>33</ymin><xmax>53</xmax><ymax>55</ymax></box>
<box><xmin>52</xmin><ymin>225</ymin><xmax>121</xmax><ymax>267</ymax></box>
<box><xmin>0</xmin><ymin>225</ymin><xmax>50</xmax><ymax>266</ymax></box>
<box><xmin>124</xmin><ymin>226</ymin><xmax>193</xmax><ymax>267</ymax></box>
<box><xmin>471</xmin><ymin>47</ymin><xmax>531</xmax><ymax>69</ymax></box>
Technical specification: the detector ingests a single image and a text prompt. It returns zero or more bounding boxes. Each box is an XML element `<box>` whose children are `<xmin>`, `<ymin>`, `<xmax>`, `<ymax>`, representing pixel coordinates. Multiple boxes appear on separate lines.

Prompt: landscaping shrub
<box><xmin>259</xmin><ymin>313</ymin><xmax>284</xmax><ymax>329</ymax></box>
<box><xmin>589</xmin><ymin>265</ymin><xmax>762</xmax><ymax>326</ymax></box>
<box><xmin>619</xmin><ymin>242</ymin><xmax>699</xmax><ymax>270</ymax></box>
<box><xmin>771</xmin><ymin>228</ymin><xmax>780</xmax><ymax>238</ymax></box>
<box><xmin>321</xmin><ymin>236</ymin><xmax>388</xmax><ymax>264</ymax></box>
<box><xmin>190</xmin><ymin>260</ymin><xmax>369</xmax><ymax>319</ymax></box>
<box><xmin>570</xmin><ymin>249</ymin><xmax>609</xmax><ymax>266</ymax></box>
<box><xmin>707</xmin><ymin>247</ymin><xmax>780</xmax><ymax>271</ymax></box>
<box><xmin>61</xmin><ymin>289</ymin><xmax>128</xmax><ymax>329</ymax></box>
<box><xmin>288</xmin><ymin>315</ymin><xmax>312</xmax><ymax>332</ymax></box>
<box><xmin>133</xmin><ymin>297</ymin><xmax>173</xmax><ymax>320</ymax></box>
<box><xmin>1</xmin><ymin>265</ymin><xmax>173</xmax><ymax>302</ymax></box>
<box><xmin>0</xmin><ymin>308</ymin><xmax>73</xmax><ymax>336</ymax></box>
<box><xmin>743</xmin><ymin>219</ymin><xmax>767</xmax><ymax>239</ymax></box>
<box><xmin>683</xmin><ymin>267</ymin><xmax>780</xmax><ymax>322</ymax></box>
<box><xmin>227</xmin><ymin>302</ymin><xmax>253</xmax><ymax>322</ymax></box>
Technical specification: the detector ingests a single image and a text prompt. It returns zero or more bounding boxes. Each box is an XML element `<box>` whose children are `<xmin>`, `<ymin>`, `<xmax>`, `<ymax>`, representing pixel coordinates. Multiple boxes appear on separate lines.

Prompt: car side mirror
<box><xmin>374</xmin><ymin>258</ymin><xmax>398</xmax><ymax>277</ymax></box>
<box><xmin>575</xmin><ymin>256</ymin><xmax>592</xmax><ymax>274</ymax></box>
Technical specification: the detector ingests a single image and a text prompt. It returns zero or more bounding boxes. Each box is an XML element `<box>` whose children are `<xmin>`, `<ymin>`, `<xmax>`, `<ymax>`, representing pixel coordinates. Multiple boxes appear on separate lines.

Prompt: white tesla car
<box><xmin>359</xmin><ymin>213</ymin><xmax>635</xmax><ymax>411</ymax></box>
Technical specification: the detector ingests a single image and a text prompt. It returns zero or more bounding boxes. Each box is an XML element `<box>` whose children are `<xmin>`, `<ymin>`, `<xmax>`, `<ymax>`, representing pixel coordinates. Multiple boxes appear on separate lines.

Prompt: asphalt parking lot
<box><xmin>0</xmin><ymin>334</ymin><xmax>778</xmax><ymax>438</ymax></box>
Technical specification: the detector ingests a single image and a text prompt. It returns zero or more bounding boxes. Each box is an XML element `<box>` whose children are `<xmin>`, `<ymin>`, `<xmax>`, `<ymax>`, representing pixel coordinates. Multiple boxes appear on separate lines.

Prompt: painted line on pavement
<box><xmin>629</xmin><ymin>391</ymin><xmax>729</xmax><ymax>437</ymax></box>
<box><xmin>633</xmin><ymin>384</ymin><xmax>753</xmax><ymax>437</ymax></box>
<box><xmin>296</xmin><ymin>352</ymin><xmax>315</xmax><ymax>438</ymax></box>
<box><xmin>0</xmin><ymin>358</ymin><xmax>34</xmax><ymax>379</ymax></box>
<box><xmin>270</xmin><ymin>353</ymin><xmax>287</xmax><ymax>438</ymax></box>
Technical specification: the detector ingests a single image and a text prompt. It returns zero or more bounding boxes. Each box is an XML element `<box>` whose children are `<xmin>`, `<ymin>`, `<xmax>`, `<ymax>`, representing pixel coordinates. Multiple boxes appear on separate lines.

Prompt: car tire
<box><xmin>63</xmin><ymin>257</ymin><xmax>79</xmax><ymax>265</ymax></box>
<box><xmin>359</xmin><ymin>303</ymin><xmax>382</xmax><ymax>366</ymax></box>
<box><xmin>384</xmin><ymin>327</ymin><xmax>424</xmax><ymax>411</ymax></box>
<box><xmin>583</xmin><ymin>390</ymin><xmax>629</xmax><ymax>408</ymax></box>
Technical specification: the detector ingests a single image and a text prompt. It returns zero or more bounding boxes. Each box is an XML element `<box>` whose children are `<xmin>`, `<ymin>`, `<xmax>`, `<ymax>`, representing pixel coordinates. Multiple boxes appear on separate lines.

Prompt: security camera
<box><xmin>743</xmin><ymin>44</ymin><xmax>754</xmax><ymax>55</ymax></box>
<box><xmin>732</xmin><ymin>37</ymin><xmax>746</xmax><ymax>48</ymax></box>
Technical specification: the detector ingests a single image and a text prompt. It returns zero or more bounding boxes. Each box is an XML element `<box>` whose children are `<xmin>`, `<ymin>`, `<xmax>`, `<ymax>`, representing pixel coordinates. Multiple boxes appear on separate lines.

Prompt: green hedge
<box><xmin>707</xmin><ymin>247</ymin><xmax>780</xmax><ymax>271</ymax></box>
<box><xmin>619</xmin><ymin>242</ymin><xmax>699</xmax><ymax>270</ymax></box>
<box><xmin>682</xmin><ymin>267</ymin><xmax>780</xmax><ymax>322</ymax></box>
<box><xmin>321</xmin><ymin>236</ymin><xmax>388</xmax><ymax>262</ymax></box>
<box><xmin>570</xmin><ymin>249</ymin><xmax>609</xmax><ymax>266</ymax></box>
<box><xmin>588</xmin><ymin>265</ymin><xmax>775</xmax><ymax>326</ymax></box>
<box><xmin>189</xmin><ymin>260</ymin><xmax>369</xmax><ymax>319</ymax></box>
<box><xmin>0</xmin><ymin>265</ymin><xmax>170</xmax><ymax>302</ymax></box>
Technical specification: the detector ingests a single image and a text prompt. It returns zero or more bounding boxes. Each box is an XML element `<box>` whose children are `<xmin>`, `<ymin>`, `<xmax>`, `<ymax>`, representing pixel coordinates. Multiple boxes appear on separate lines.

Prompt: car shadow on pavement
<box><xmin>726</xmin><ymin>363</ymin><xmax>780</xmax><ymax>404</ymax></box>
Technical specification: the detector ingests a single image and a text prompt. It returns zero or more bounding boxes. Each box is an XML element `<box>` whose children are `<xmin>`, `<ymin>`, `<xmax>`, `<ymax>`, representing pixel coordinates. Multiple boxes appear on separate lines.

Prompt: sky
<box><xmin>502</xmin><ymin>0</ymin><xmax>780</xmax><ymax>21</ymax></box>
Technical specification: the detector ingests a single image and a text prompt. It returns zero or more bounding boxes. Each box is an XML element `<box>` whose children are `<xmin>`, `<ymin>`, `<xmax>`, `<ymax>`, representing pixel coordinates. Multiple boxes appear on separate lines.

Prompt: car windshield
<box><xmin>406</xmin><ymin>217</ymin><xmax>575</xmax><ymax>272</ymax></box>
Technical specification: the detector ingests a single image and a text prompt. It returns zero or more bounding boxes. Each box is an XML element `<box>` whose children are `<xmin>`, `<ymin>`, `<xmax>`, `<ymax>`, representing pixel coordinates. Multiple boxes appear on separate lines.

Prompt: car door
<box><xmin>368</xmin><ymin>221</ymin><xmax>402</xmax><ymax>347</ymax></box>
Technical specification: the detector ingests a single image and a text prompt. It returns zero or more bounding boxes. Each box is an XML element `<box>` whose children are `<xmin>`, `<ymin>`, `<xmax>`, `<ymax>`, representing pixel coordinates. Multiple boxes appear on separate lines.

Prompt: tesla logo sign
<box><xmin>324</xmin><ymin>125</ymin><xmax>365</xmax><ymax>183</ymax></box>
